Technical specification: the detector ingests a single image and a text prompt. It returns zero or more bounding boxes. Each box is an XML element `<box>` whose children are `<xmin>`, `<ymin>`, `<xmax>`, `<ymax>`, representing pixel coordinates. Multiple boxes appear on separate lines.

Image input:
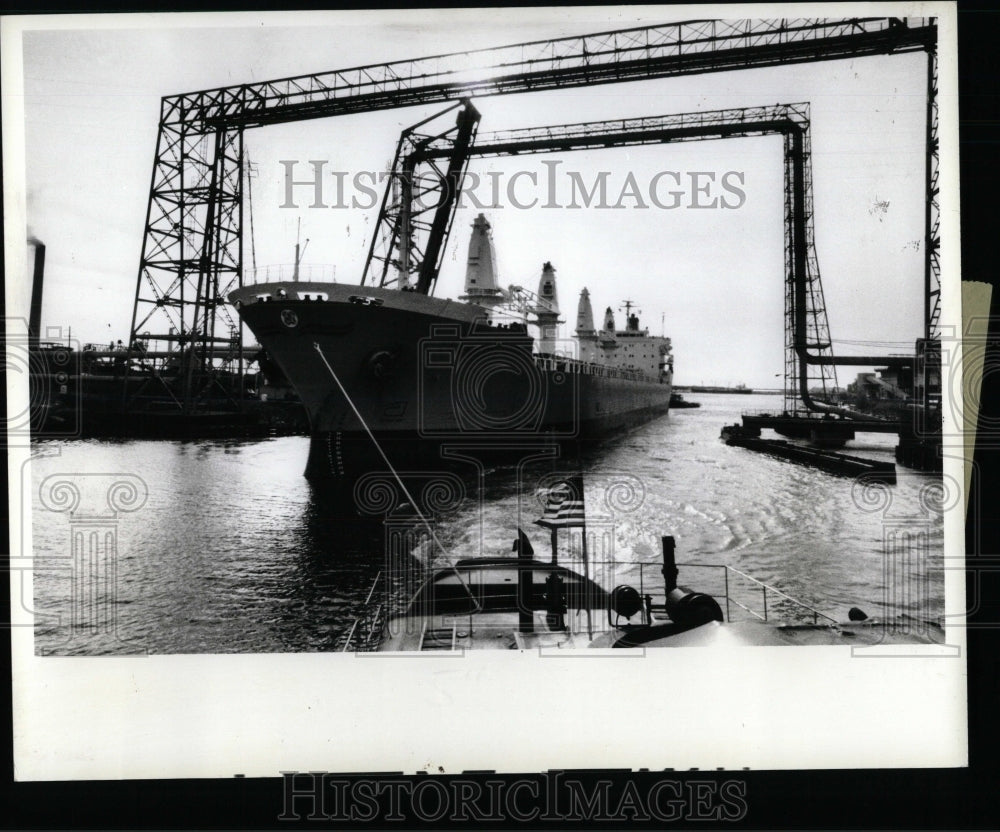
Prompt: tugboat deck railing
<box><xmin>340</xmin><ymin>571</ymin><xmax>386</xmax><ymax>652</ymax></box>
<box><xmin>341</xmin><ymin>558</ymin><xmax>840</xmax><ymax>651</ymax></box>
<box><xmin>674</xmin><ymin>562</ymin><xmax>838</xmax><ymax>625</ymax></box>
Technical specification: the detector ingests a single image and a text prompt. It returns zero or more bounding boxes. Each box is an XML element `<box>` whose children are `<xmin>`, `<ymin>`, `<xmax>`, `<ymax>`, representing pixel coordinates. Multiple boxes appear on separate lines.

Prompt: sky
<box><xmin>13</xmin><ymin>8</ymin><xmax>934</xmax><ymax>388</ymax></box>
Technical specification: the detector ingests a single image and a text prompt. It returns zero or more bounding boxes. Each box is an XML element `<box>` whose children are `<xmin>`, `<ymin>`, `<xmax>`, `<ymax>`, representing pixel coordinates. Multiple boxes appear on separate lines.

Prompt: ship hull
<box><xmin>232</xmin><ymin>282</ymin><xmax>671</xmax><ymax>496</ymax></box>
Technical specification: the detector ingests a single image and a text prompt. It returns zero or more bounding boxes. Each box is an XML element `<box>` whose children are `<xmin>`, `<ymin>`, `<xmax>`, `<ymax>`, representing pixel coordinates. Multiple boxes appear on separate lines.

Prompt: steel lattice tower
<box><xmin>127</xmin><ymin>117</ymin><xmax>244</xmax><ymax>411</ymax></box>
<box><xmin>783</xmin><ymin>105</ymin><xmax>839</xmax><ymax>414</ymax></box>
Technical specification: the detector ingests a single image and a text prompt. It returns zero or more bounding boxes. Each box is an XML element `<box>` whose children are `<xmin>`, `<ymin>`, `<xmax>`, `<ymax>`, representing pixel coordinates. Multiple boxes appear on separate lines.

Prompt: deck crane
<box><xmin>123</xmin><ymin>17</ymin><xmax>938</xmax><ymax>418</ymax></box>
<box><xmin>371</xmin><ymin>101</ymin><xmax>926</xmax><ymax>416</ymax></box>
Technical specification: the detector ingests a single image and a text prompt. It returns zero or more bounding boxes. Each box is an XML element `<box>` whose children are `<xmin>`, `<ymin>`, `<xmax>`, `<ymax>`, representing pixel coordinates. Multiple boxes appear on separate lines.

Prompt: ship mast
<box><xmin>619</xmin><ymin>299</ymin><xmax>642</xmax><ymax>332</ymax></box>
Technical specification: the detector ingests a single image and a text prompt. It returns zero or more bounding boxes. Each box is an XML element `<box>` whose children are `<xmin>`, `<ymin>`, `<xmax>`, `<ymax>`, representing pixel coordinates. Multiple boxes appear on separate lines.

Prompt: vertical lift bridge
<box><xmin>125</xmin><ymin>17</ymin><xmax>938</xmax><ymax>416</ymax></box>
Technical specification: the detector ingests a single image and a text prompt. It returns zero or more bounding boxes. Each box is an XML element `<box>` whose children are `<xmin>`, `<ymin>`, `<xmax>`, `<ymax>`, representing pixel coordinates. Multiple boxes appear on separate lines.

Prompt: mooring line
<box><xmin>312</xmin><ymin>341</ymin><xmax>482</xmax><ymax>613</ymax></box>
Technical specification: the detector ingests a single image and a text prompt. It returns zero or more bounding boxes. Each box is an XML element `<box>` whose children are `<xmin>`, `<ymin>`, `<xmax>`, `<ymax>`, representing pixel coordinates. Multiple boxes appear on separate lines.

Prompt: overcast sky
<box><xmin>15</xmin><ymin>8</ymin><xmax>934</xmax><ymax>387</ymax></box>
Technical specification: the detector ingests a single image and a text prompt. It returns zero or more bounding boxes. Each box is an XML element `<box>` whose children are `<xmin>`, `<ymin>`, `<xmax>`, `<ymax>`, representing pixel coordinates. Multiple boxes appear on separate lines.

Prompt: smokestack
<box><xmin>29</xmin><ymin>239</ymin><xmax>45</xmax><ymax>349</ymax></box>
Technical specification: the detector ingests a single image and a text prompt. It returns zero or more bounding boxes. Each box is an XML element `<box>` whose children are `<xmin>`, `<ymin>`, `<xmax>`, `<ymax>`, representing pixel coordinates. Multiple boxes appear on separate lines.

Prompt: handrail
<box><xmin>728</xmin><ymin>597</ymin><xmax>767</xmax><ymax>622</ymax></box>
<box><xmin>244</xmin><ymin>264</ymin><xmax>337</xmax><ymax>284</ymax></box>
<box><xmin>342</xmin><ymin>571</ymin><xmax>384</xmax><ymax>652</ymax></box>
<box><xmin>343</xmin><ymin>556</ymin><xmax>840</xmax><ymax>650</ymax></box>
<box><xmin>631</xmin><ymin>560</ymin><xmax>838</xmax><ymax>625</ymax></box>
<box><xmin>366</xmin><ymin>604</ymin><xmax>385</xmax><ymax>642</ymax></box>
<box><xmin>341</xmin><ymin>619</ymin><xmax>360</xmax><ymax>652</ymax></box>
<box><xmin>720</xmin><ymin>564</ymin><xmax>838</xmax><ymax>624</ymax></box>
<box><xmin>532</xmin><ymin>353</ymin><xmax>661</xmax><ymax>384</ymax></box>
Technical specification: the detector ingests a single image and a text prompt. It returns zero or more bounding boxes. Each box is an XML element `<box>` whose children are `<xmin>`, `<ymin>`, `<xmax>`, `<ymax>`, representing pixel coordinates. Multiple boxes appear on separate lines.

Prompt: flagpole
<box><xmin>517</xmin><ymin>529</ymin><xmax>533</xmax><ymax>635</ymax></box>
<box><xmin>581</xmin><ymin>525</ymin><xmax>592</xmax><ymax>640</ymax></box>
<box><xmin>535</xmin><ymin>474</ymin><xmax>588</xmax><ymax>637</ymax></box>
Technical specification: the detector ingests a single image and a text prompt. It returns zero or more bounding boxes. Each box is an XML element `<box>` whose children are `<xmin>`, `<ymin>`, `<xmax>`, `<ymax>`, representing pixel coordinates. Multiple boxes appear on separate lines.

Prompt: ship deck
<box><xmin>379</xmin><ymin>609</ymin><xmax>604</xmax><ymax>651</ymax></box>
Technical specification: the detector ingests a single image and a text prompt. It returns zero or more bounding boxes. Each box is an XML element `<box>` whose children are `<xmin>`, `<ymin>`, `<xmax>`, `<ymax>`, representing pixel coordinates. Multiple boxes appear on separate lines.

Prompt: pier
<box><xmin>741</xmin><ymin>413</ymin><xmax>902</xmax><ymax>437</ymax></box>
<box><xmin>721</xmin><ymin>425</ymin><xmax>897</xmax><ymax>483</ymax></box>
<box><xmin>734</xmin><ymin>413</ymin><xmax>941</xmax><ymax>474</ymax></box>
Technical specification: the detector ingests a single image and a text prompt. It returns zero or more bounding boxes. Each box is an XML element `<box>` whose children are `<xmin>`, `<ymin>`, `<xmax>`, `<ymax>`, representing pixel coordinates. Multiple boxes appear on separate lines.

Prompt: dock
<box><xmin>721</xmin><ymin>425</ymin><xmax>896</xmax><ymax>483</ymax></box>
<box><xmin>740</xmin><ymin>412</ymin><xmax>941</xmax><ymax>472</ymax></box>
<box><xmin>741</xmin><ymin>412</ymin><xmax>901</xmax><ymax>444</ymax></box>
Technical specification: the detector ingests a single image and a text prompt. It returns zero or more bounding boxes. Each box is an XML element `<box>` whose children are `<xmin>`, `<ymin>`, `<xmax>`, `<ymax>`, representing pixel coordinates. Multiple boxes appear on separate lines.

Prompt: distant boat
<box><xmin>689</xmin><ymin>383</ymin><xmax>754</xmax><ymax>394</ymax></box>
<box><xmin>669</xmin><ymin>392</ymin><xmax>701</xmax><ymax>408</ymax></box>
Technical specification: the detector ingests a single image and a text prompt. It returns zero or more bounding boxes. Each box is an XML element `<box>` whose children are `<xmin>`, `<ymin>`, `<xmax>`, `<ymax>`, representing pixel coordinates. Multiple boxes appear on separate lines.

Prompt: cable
<box><xmin>312</xmin><ymin>341</ymin><xmax>482</xmax><ymax>614</ymax></box>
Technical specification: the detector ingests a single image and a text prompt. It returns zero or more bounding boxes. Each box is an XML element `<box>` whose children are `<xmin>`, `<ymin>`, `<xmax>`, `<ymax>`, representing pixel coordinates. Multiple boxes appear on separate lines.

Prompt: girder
<box><xmin>427</xmin><ymin>105</ymin><xmax>811</xmax><ymax>159</ymax></box>
<box><xmin>172</xmin><ymin>18</ymin><xmax>933</xmax><ymax>130</ymax></box>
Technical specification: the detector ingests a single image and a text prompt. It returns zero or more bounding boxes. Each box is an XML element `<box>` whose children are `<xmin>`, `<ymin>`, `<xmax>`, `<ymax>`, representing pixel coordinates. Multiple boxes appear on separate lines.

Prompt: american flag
<box><xmin>535</xmin><ymin>475</ymin><xmax>586</xmax><ymax>528</ymax></box>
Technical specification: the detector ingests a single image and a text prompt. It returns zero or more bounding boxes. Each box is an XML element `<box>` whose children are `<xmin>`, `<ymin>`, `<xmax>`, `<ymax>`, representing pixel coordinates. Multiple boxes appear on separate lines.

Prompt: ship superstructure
<box><xmin>458</xmin><ymin>214</ymin><xmax>671</xmax><ymax>382</ymax></box>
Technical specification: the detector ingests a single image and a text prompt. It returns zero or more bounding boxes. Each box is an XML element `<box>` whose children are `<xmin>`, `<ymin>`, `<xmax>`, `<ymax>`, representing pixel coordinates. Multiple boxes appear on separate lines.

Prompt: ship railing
<box><xmin>340</xmin><ymin>558</ymin><xmax>838</xmax><ymax>651</ymax></box>
<box><xmin>533</xmin><ymin>354</ymin><xmax>657</xmax><ymax>384</ymax></box>
<box><xmin>579</xmin><ymin>559</ymin><xmax>838</xmax><ymax>627</ymax></box>
<box><xmin>244</xmin><ymin>264</ymin><xmax>337</xmax><ymax>285</ymax></box>
<box><xmin>340</xmin><ymin>571</ymin><xmax>385</xmax><ymax>652</ymax></box>
<box><xmin>672</xmin><ymin>563</ymin><xmax>838</xmax><ymax>625</ymax></box>
<box><xmin>487</xmin><ymin>308</ymin><xmax>533</xmax><ymax>329</ymax></box>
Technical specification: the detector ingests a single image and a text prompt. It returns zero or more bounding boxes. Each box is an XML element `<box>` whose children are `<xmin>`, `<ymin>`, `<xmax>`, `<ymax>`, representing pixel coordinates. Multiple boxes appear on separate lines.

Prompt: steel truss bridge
<box><xmin>368</xmin><ymin>101</ymin><xmax>848</xmax><ymax>410</ymax></box>
<box><xmin>125</xmin><ymin>16</ymin><xmax>938</xmax><ymax>414</ymax></box>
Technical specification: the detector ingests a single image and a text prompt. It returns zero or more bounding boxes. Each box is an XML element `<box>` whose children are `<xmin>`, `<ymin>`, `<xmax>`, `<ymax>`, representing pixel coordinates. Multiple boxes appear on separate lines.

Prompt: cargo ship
<box><xmin>230</xmin><ymin>214</ymin><xmax>673</xmax><ymax>490</ymax></box>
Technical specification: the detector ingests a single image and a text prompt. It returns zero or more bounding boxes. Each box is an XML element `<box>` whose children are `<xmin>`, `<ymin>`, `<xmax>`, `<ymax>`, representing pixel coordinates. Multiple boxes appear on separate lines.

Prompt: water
<box><xmin>30</xmin><ymin>393</ymin><xmax>945</xmax><ymax>654</ymax></box>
